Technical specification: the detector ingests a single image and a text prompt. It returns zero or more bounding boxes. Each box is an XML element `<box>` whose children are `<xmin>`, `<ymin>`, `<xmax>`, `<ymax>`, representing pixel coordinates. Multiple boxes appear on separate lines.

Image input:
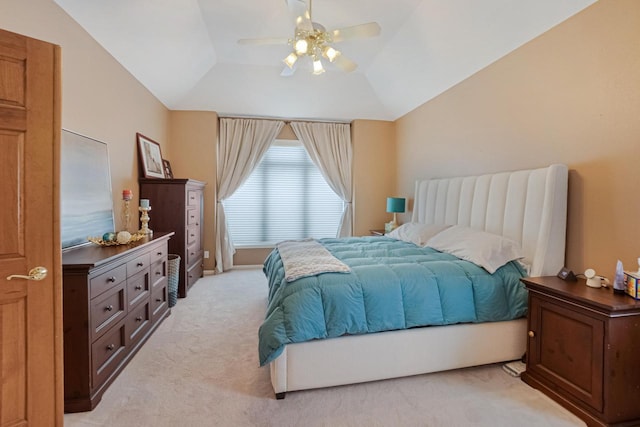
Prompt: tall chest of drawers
<box><xmin>139</xmin><ymin>178</ymin><xmax>205</xmax><ymax>298</ymax></box>
<box><xmin>62</xmin><ymin>232</ymin><xmax>173</xmax><ymax>412</ymax></box>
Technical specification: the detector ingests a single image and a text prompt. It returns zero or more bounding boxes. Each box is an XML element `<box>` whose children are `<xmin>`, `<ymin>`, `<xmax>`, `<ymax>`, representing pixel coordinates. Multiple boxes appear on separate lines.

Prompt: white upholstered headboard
<box><xmin>411</xmin><ymin>164</ymin><xmax>568</xmax><ymax>277</ymax></box>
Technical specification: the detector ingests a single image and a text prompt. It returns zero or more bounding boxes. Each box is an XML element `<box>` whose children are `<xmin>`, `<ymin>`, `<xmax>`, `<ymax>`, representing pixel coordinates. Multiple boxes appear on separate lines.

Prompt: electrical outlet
<box><xmin>204</xmin><ymin>250</ymin><xmax>210</xmax><ymax>259</ymax></box>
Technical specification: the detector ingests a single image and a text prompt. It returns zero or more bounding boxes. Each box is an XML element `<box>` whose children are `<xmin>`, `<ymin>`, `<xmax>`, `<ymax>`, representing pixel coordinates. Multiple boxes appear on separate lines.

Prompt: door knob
<box><xmin>7</xmin><ymin>266</ymin><xmax>48</xmax><ymax>281</ymax></box>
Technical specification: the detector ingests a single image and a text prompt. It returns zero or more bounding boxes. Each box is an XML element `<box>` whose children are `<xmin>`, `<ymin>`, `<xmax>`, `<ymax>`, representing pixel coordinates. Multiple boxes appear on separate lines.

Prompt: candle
<box><xmin>122</xmin><ymin>189</ymin><xmax>132</xmax><ymax>201</ymax></box>
<box><xmin>140</xmin><ymin>199</ymin><xmax>150</xmax><ymax>209</ymax></box>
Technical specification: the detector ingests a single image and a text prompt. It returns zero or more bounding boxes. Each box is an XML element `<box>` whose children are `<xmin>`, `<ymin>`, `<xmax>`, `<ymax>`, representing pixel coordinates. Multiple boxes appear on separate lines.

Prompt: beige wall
<box><xmin>168</xmin><ymin>111</ymin><xmax>218</xmax><ymax>271</ymax></box>
<box><xmin>352</xmin><ymin>120</ymin><xmax>397</xmax><ymax>236</ymax></box>
<box><xmin>396</xmin><ymin>0</ymin><xmax>640</xmax><ymax>276</ymax></box>
<box><xmin>0</xmin><ymin>0</ymin><xmax>170</xmax><ymax>232</ymax></box>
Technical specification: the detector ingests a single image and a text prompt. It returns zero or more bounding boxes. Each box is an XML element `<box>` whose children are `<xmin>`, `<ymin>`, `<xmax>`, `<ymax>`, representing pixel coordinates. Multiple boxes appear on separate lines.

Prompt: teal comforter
<box><xmin>259</xmin><ymin>236</ymin><xmax>527</xmax><ymax>366</ymax></box>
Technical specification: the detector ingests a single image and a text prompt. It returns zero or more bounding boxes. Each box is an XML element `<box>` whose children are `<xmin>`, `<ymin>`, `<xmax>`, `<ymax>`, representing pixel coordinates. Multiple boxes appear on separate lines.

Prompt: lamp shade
<box><xmin>386</xmin><ymin>197</ymin><xmax>406</xmax><ymax>213</ymax></box>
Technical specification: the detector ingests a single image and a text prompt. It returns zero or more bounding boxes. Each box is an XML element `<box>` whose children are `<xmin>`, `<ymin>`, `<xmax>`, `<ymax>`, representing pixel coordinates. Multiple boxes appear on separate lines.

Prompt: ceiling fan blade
<box><xmin>334</xmin><ymin>54</ymin><xmax>358</xmax><ymax>73</ymax></box>
<box><xmin>331</xmin><ymin>22</ymin><xmax>381</xmax><ymax>42</ymax></box>
<box><xmin>238</xmin><ymin>37</ymin><xmax>289</xmax><ymax>46</ymax></box>
<box><xmin>285</xmin><ymin>0</ymin><xmax>313</xmax><ymax>31</ymax></box>
<box><xmin>280</xmin><ymin>65</ymin><xmax>297</xmax><ymax>77</ymax></box>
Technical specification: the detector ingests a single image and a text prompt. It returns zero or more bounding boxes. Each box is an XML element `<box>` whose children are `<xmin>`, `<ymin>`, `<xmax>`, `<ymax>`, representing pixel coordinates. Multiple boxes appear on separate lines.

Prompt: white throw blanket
<box><xmin>276</xmin><ymin>239</ymin><xmax>351</xmax><ymax>282</ymax></box>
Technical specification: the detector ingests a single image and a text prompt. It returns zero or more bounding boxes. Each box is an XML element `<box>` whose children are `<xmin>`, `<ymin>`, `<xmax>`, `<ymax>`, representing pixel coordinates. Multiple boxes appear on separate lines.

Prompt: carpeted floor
<box><xmin>64</xmin><ymin>268</ymin><xmax>585</xmax><ymax>427</ymax></box>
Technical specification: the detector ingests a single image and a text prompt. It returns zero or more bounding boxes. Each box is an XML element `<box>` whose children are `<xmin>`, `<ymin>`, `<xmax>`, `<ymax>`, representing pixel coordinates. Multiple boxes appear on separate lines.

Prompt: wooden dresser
<box><xmin>62</xmin><ymin>232</ymin><xmax>173</xmax><ymax>412</ymax></box>
<box><xmin>521</xmin><ymin>276</ymin><xmax>640</xmax><ymax>427</ymax></box>
<box><xmin>139</xmin><ymin>178</ymin><xmax>205</xmax><ymax>298</ymax></box>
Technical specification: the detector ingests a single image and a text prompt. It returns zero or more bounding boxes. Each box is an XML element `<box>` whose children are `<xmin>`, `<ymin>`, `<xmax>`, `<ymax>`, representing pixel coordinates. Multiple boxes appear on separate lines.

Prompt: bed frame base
<box><xmin>270</xmin><ymin>318</ymin><xmax>527</xmax><ymax>398</ymax></box>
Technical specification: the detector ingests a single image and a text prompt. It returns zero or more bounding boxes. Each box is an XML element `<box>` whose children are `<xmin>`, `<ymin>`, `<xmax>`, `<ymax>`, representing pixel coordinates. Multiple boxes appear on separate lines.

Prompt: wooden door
<box><xmin>0</xmin><ymin>29</ymin><xmax>62</xmax><ymax>425</ymax></box>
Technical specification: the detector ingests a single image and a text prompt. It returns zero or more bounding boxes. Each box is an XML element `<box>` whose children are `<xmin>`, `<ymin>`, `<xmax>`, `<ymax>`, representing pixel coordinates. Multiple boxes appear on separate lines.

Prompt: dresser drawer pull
<box><xmin>136</xmin><ymin>262</ymin><xmax>144</xmax><ymax>267</ymax></box>
<box><xmin>189</xmin><ymin>274</ymin><xmax>193</xmax><ymax>278</ymax></box>
<box><xmin>107</xmin><ymin>344</ymin><xmax>115</xmax><ymax>351</ymax></box>
<box><xmin>528</xmin><ymin>330</ymin><xmax>536</xmax><ymax>338</ymax></box>
<box><xmin>156</xmin><ymin>271</ymin><xmax>162</xmax><ymax>275</ymax></box>
<box><xmin>157</xmin><ymin>251</ymin><xmax>163</xmax><ymax>256</ymax></box>
<box><xmin>136</xmin><ymin>316</ymin><xmax>143</xmax><ymax>322</ymax></box>
<box><xmin>105</xmin><ymin>305</ymin><xmax>114</xmax><ymax>312</ymax></box>
<box><xmin>107</xmin><ymin>276</ymin><xmax>116</xmax><ymax>283</ymax></box>
<box><xmin>135</xmin><ymin>285</ymin><xmax>142</xmax><ymax>290</ymax></box>
<box><xmin>196</xmin><ymin>222</ymin><xmax>199</xmax><ymax>226</ymax></box>
<box><xmin>156</xmin><ymin>298</ymin><xmax>162</xmax><ymax>302</ymax></box>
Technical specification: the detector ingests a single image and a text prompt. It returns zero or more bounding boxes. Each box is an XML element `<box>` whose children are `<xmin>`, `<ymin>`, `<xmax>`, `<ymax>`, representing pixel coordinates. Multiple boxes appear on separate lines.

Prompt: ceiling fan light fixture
<box><xmin>294</xmin><ymin>38</ymin><xmax>308</xmax><ymax>55</ymax></box>
<box><xmin>322</xmin><ymin>46</ymin><xmax>340</xmax><ymax>62</ymax></box>
<box><xmin>312</xmin><ymin>58</ymin><xmax>325</xmax><ymax>75</ymax></box>
<box><xmin>283</xmin><ymin>52</ymin><xmax>298</xmax><ymax>69</ymax></box>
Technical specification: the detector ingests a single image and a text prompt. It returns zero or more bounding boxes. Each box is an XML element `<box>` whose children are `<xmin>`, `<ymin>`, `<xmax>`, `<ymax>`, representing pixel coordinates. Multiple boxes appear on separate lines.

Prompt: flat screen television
<box><xmin>60</xmin><ymin>129</ymin><xmax>115</xmax><ymax>250</ymax></box>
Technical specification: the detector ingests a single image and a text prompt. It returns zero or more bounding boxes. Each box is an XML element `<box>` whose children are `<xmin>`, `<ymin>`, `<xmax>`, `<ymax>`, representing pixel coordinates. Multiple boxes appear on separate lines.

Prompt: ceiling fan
<box><xmin>238</xmin><ymin>0</ymin><xmax>381</xmax><ymax>76</ymax></box>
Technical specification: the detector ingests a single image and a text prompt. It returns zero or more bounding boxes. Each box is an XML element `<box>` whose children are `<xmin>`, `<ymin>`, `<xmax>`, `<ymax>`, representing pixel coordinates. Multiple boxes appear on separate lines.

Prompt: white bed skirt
<box><xmin>270</xmin><ymin>318</ymin><xmax>527</xmax><ymax>395</ymax></box>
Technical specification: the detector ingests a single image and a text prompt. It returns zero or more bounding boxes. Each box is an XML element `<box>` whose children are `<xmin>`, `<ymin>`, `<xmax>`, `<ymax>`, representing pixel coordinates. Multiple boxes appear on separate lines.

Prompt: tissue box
<box><xmin>624</xmin><ymin>271</ymin><xmax>640</xmax><ymax>299</ymax></box>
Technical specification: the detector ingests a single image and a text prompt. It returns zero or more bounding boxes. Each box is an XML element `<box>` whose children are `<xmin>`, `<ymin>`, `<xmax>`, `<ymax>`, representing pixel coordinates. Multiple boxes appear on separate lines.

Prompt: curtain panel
<box><xmin>291</xmin><ymin>122</ymin><xmax>353</xmax><ymax>237</ymax></box>
<box><xmin>215</xmin><ymin>118</ymin><xmax>284</xmax><ymax>273</ymax></box>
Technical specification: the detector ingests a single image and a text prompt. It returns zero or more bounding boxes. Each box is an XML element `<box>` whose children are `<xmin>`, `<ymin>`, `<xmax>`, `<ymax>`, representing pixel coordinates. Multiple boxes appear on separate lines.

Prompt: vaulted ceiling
<box><xmin>54</xmin><ymin>0</ymin><xmax>596</xmax><ymax>121</ymax></box>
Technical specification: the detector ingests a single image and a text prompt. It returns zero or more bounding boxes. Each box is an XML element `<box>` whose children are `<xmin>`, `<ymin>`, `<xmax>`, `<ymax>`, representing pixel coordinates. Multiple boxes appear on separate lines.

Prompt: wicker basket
<box><xmin>167</xmin><ymin>254</ymin><xmax>180</xmax><ymax>307</ymax></box>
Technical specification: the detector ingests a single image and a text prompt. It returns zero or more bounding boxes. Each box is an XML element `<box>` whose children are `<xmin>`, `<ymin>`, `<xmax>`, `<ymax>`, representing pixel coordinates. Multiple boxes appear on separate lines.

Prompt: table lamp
<box><xmin>385</xmin><ymin>197</ymin><xmax>406</xmax><ymax>233</ymax></box>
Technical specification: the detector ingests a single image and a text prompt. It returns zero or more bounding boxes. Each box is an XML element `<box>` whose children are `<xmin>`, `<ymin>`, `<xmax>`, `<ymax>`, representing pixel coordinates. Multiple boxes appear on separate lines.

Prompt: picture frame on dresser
<box><xmin>137</xmin><ymin>133</ymin><xmax>165</xmax><ymax>179</ymax></box>
<box><xmin>162</xmin><ymin>159</ymin><xmax>174</xmax><ymax>179</ymax></box>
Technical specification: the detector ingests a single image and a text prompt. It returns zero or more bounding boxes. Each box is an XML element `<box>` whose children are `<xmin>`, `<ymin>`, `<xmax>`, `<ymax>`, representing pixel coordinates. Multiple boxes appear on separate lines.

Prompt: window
<box><xmin>224</xmin><ymin>140</ymin><xmax>344</xmax><ymax>246</ymax></box>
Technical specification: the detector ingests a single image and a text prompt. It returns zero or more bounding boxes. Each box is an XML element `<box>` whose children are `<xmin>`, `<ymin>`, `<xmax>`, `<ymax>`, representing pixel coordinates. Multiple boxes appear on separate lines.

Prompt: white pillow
<box><xmin>425</xmin><ymin>225</ymin><xmax>524</xmax><ymax>274</ymax></box>
<box><xmin>386</xmin><ymin>223</ymin><xmax>451</xmax><ymax>247</ymax></box>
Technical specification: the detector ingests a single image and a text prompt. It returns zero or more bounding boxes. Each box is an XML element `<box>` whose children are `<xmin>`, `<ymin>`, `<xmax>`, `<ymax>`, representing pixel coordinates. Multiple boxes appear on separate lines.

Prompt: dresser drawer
<box><xmin>127</xmin><ymin>269</ymin><xmax>149</xmax><ymax>309</ymax></box>
<box><xmin>125</xmin><ymin>301</ymin><xmax>151</xmax><ymax>347</ymax></box>
<box><xmin>150</xmin><ymin>283</ymin><xmax>168</xmax><ymax>322</ymax></box>
<box><xmin>186</xmin><ymin>224</ymin><xmax>200</xmax><ymax>246</ymax></box>
<box><xmin>150</xmin><ymin>258</ymin><xmax>166</xmax><ymax>289</ymax></box>
<box><xmin>91</xmin><ymin>322</ymin><xmax>126</xmax><ymax>388</ymax></box>
<box><xmin>126</xmin><ymin>253</ymin><xmax>150</xmax><ymax>278</ymax></box>
<box><xmin>186</xmin><ymin>243</ymin><xmax>202</xmax><ymax>268</ymax></box>
<box><xmin>187</xmin><ymin>205</ymin><xmax>200</xmax><ymax>225</ymax></box>
<box><xmin>149</xmin><ymin>242</ymin><xmax>167</xmax><ymax>265</ymax></box>
<box><xmin>187</xmin><ymin>261</ymin><xmax>203</xmax><ymax>289</ymax></box>
<box><xmin>91</xmin><ymin>283</ymin><xmax>126</xmax><ymax>339</ymax></box>
<box><xmin>90</xmin><ymin>264</ymin><xmax>127</xmax><ymax>299</ymax></box>
<box><xmin>187</xmin><ymin>189</ymin><xmax>200</xmax><ymax>207</ymax></box>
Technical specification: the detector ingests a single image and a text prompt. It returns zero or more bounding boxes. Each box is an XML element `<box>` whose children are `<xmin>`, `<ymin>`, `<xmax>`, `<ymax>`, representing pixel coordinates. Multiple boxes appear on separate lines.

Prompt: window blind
<box><xmin>224</xmin><ymin>141</ymin><xmax>343</xmax><ymax>246</ymax></box>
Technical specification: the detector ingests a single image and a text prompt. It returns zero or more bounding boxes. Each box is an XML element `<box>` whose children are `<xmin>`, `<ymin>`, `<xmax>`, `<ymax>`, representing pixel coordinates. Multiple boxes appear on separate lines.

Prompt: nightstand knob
<box><xmin>528</xmin><ymin>330</ymin><xmax>536</xmax><ymax>338</ymax></box>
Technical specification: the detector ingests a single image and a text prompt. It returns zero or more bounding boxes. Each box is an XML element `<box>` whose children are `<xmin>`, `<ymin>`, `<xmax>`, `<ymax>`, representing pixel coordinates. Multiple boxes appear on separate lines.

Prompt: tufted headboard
<box><xmin>411</xmin><ymin>164</ymin><xmax>568</xmax><ymax>276</ymax></box>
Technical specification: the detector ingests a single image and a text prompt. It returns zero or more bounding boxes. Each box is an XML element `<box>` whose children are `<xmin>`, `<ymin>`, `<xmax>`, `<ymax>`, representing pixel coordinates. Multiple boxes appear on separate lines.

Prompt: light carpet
<box><xmin>64</xmin><ymin>268</ymin><xmax>585</xmax><ymax>427</ymax></box>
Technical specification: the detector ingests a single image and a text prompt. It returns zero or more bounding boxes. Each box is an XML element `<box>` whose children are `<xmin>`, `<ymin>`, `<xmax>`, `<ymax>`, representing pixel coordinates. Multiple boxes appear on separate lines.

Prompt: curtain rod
<box><xmin>217</xmin><ymin>113</ymin><xmax>351</xmax><ymax>125</ymax></box>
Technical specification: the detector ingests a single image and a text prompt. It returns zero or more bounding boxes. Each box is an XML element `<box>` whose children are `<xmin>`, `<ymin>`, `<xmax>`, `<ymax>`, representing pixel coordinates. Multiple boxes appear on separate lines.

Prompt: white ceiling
<box><xmin>54</xmin><ymin>0</ymin><xmax>596</xmax><ymax>122</ymax></box>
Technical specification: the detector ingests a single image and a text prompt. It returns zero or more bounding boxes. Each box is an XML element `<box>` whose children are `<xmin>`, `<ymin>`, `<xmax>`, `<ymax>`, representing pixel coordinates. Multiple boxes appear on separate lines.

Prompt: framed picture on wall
<box><xmin>162</xmin><ymin>159</ymin><xmax>174</xmax><ymax>179</ymax></box>
<box><xmin>137</xmin><ymin>133</ymin><xmax>165</xmax><ymax>178</ymax></box>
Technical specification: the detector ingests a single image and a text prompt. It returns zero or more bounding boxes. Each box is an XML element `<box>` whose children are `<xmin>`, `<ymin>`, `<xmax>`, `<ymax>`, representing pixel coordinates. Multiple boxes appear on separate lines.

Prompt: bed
<box><xmin>261</xmin><ymin>164</ymin><xmax>568</xmax><ymax>399</ymax></box>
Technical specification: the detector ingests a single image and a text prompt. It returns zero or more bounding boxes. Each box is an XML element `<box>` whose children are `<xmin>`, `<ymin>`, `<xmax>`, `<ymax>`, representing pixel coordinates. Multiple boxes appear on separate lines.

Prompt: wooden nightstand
<box><xmin>521</xmin><ymin>276</ymin><xmax>640</xmax><ymax>427</ymax></box>
<box><xmin>369</xmin><ymin>229</ymin><xmax>385</xmax><ymax>236</ymax></box>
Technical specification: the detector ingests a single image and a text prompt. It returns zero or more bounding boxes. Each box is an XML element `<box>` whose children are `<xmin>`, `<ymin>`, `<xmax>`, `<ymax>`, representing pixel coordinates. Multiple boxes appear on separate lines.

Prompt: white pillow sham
<box><xmin>386</xmin><ymin>223</ymin><xmax>451</xmax><ymax>247</ymax></box>
<box><xmin>425</xmin><ymin>225</ymin><xmax>524</xmax><ymax>274</ymax></box>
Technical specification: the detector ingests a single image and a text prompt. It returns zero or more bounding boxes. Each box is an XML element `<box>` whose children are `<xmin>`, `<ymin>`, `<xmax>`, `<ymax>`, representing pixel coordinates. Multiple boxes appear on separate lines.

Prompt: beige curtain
<box><xmin>291</xmin><ymin>122</ymin><xmax>353</xmax><ymax>237</ymax></box>
<box><xmin>215</xmin><ymin>118</ymin><xmax>284</xmax><ymax>273</ymax></box>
